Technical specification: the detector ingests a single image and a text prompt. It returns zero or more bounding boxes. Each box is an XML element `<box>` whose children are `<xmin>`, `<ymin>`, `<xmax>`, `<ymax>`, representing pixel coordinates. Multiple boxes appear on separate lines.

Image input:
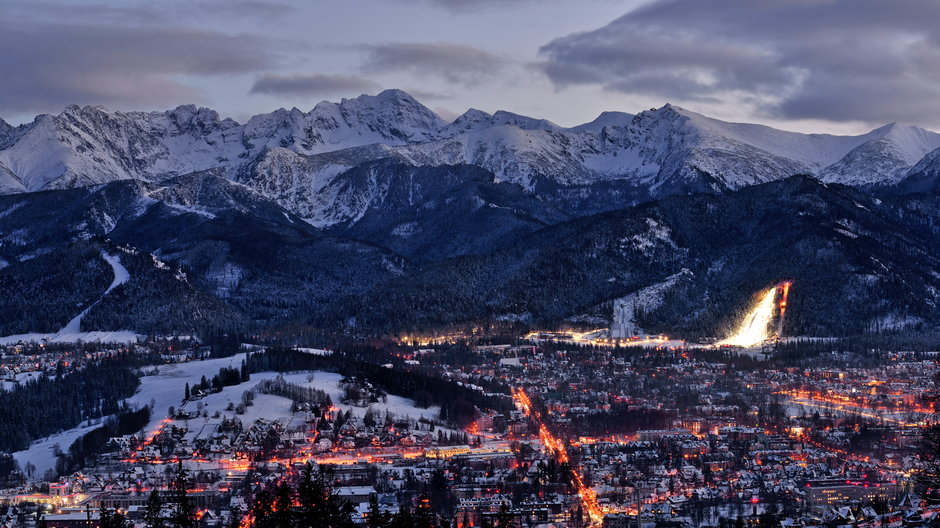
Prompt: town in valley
<box><xmin>0</xmin><ymin>318</ymin><xmax>937</xmax><ymax>528</ymax></box>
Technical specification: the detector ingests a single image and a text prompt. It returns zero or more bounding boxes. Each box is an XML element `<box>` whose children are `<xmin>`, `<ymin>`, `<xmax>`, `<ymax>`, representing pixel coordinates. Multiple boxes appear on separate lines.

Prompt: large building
<box><xmin>804</xmin><ymin>479</ymin><xmax>898</xmax><ymax>512</ymax></box>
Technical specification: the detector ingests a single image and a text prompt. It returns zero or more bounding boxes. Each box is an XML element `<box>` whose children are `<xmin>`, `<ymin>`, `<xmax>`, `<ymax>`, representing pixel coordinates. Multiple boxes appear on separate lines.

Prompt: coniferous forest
<box><xmin>0</xmin><ymin>363</ymin><xmax>140</xmax><ymax>452</ymax></box>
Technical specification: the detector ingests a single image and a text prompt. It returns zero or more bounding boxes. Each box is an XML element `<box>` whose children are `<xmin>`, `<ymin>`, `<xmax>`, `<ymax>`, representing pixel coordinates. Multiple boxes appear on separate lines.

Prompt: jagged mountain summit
<box><xmin>2</xmin><ymin>90</ymin><xmax>939</xmax><ymax>221</ymax></box>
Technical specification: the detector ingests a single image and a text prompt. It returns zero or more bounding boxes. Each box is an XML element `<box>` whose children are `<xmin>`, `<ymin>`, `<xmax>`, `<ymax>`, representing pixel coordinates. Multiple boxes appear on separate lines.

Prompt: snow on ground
<box><xmin>12</xmin><ymin>354</ymin><xmax>250</xmax><ymax>480</ymax></box>
<box><xmin>127</xmin><ymin>354</ymin><xmax>251</xmax><ymax>433</ymax></box>
<box><xmin>280</xmin><ymin>371</ymin><xmax>441</xmax><ymax>423</ymax></box>
<box><xmin>13</xmin><ymin>417</ymin><xmax>113</xmax><ymax>479</ymax></box>
<box><xmin>295</xmin><ymin>348</ymin><xmax>332</xmax><ymax>356</ymax></box>
<box><xmin>164</xmin><ymin>203</ymin><xmax>217</xmax><ymax>219</ymax></box>
<box><xmin>0</xmin><ymin>331</ymin><xmax>140</xmax><ymax>346</ymax></box>
<box><xmin>1</xmin><ymin>370</ymin><xmax>42</xmax><ymax>391</ymax></box>
<box><xmin>101</xmin><ymin>252</ymin><xmax>130</xmax><ymax>293</ymax></box>
<box><xmin>0</xmin><ymin>252</ymin><xmax>139</xmax><ymax>345</ymax></box>
<box><xmin>13</xmin><ymin>352</ymin><xmax>443</xmax><ymax>480</ymax></box>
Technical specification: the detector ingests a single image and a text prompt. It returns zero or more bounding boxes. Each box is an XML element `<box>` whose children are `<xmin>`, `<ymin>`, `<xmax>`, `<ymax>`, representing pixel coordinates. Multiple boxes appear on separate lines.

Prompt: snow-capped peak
<box><xmin>441</xmin><ymin>108</ymin><xmax>493</xmax><ymax>135</ymax></box>
<box><xmin>490</xmin><ymin>110</ymin><xmax>560</xmax><ymax>131</ymax></box>
<box><xmin>567</xmin><ymin>111</ymin><xmax>635</xmax><ymax>133</ymax></box>
<box><xmin>821</xmin><ymin>121</ymin><xmax>940</xmax><ymax>186</ymax></box>
<box><xmin>865</xmin><ymin>122</ymin><xmax>940</xmax><ymax>164</ymax></box>
<box><xmin>3</xmin><ymin>89</ymin><xmax>940</xmax><ymax>221</ymax></box>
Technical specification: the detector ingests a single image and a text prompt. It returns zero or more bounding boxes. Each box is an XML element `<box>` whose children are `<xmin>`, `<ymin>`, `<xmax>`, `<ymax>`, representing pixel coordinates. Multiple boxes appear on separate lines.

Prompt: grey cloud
<box><xmin>402</xmin><ymin>89</ymin><xmax>453</xmax><ymax>102</ymax></box>
<box><xmin>539</xmin><ymin>0</ymin><xmax>940</xmax><ymax>125</ymax></box>
<box><xmin>410</xmin><ymin>0</ymin><xmax>542</xmax><ymax>12</ymax></box>
<box><xmin>251</xmin><ymin>74</ymin><xmax>380</xmax><ymax>97</ymax></box>
<box><xmin>361</xmin><ymin>42</ymin><xmax>505</xmax><ymax>85</ymax></box>
<box><xmin>0</xmin><ymin>19</ymin><xmax>274</xmax><ymax>115</ymax></box>
<box><xmin>191</xmin><ymin>0</ymin><xmax>295</xmax><ymax>19</ymax></box>
<box><xmin>7</xmin><ymin>0</ymin><xmax>294</xmax><ymax>24</ymax></box>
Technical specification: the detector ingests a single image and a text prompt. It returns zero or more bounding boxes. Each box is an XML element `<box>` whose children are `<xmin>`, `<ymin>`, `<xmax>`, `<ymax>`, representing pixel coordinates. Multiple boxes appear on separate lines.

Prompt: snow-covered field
<box><xmin>14</xmin><ymin>353</ymin><xmax>440</xmax><ymax>479</ymax></box>
<box><xmin>0</xmin><ymin>330</ymin><xmax>140</xmax><ymax>346</ymax></box>
<box><xmin>12</xmin><ymin>418</ymin><xmax>112</xmax><ymax>479</ymax></box>
<box><xmin>1</xmin><ymin>370</ymin><xmax>42</xmax><ymax>392</ymax></box>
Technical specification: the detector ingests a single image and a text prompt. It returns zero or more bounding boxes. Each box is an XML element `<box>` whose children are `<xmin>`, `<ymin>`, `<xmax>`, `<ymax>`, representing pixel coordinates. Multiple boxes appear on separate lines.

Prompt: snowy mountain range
<box><xmin>3</xmin><ymin>89</ymin><xmax>940</xmax><ymax>223</ymax></box>
<box><xmin>4</xmin><ymin>90</ymin><xmax>940</xmax><ymax>338</ymax></box>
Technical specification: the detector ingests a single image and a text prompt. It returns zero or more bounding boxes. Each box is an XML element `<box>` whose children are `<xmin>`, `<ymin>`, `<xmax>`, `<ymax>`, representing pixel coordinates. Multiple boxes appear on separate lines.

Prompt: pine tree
<box><xmin>169</xmin><ymin>462</ymin><xmax>197</xmax><ymax>528</ymax></box>
<box><xmin>226</xmin><ymin>507</ymin><xmax>243</xmax><ymax>528</ymax></box>
<box><xmin>414</xmin><ymin>494</ymin><xmax>436</xmax><ymax>528</ymax></box>
<box><xmin>144</xmin><ymin>490</ymin><xmax>167</xmax><ymax>528</ymax></box>
<box><xmin>271</xmin><ymin>482</ymin><xmax>295</xmax><ymax>528</ymax></box>
<box><xmin>251</xmin><ymin>490</ymin><xmax>275</xmax><ymax>528</ymax></box>
<box><xmin>495</xmin><ymin>505</ymin><xmax>513</xmax><ymax>528</ymax></box>
<box><xmin>100</xmin><ymin>506</ymin><xmax>129</xmax><ymax>528</ymax></box>
<box><xmin>367</xmin><ymin>493</ymin><xmax>388</xmax><ymax>528</ymax></box>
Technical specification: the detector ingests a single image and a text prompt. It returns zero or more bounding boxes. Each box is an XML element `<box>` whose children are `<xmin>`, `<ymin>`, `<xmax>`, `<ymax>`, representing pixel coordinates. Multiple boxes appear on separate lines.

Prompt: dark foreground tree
<box><xmin>170</xmin><ymin>462</ymin><xmax>197</xmax><ymax>528</ymax></box>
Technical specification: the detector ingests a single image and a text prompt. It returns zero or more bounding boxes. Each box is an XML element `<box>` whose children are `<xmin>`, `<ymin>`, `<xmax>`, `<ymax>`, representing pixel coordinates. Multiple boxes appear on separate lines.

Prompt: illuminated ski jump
<box><xmin>718</xmin><ymin>281</ymin><xmax>792</xmax><ymax>347</ymax></box>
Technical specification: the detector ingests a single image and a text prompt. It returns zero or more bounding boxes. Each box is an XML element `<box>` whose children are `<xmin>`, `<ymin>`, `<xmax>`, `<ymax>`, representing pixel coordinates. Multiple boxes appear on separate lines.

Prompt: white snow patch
<box><xmin>625</xmin><ymin>217</ymin><xmax>677</xmax><ymax>254</ymax></box>
<box><xmin>165</xmin><ymin>203</ymin><xmax>217</xmax><ymax>219</ymax></box>
<box><xmin>294</xmin><ymin>347</ymin><xmax>333</xmax><ymax>356</ymax></box>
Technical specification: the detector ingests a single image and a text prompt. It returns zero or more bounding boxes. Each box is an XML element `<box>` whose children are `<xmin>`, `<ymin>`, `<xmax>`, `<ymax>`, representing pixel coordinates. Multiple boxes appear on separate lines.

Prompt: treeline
<box><xmin>255</xmin><ymin>376</ymin><xmax>331</xmax><ymax>408</ymax></box>
<box><xmin>251</xmin><ymin>465</ymin><xmax>448</xmax><ymax>528</ymax></box>
<box><xmin>246</xmin><ymin>348</ymin><xmax>512</xmax><ymax>429</ymax></box>
<box><xmin>56</xmin><ymin>406</ymin><xmax>151</xmax><ymax>474</ymax></box>
<box><xmin>189</xmin><ymin>363</ymin><xmax>250</xmax><ymax>398</ymax></box>
<box><xmin>564</xmin><ymin>404</ymin><xmax>676</xmax><ymax>437</ymax></box>
<box><xmin>0</xmin><ymin>363</ymin><xmax>140</xmax><ymax>452</ymax></box>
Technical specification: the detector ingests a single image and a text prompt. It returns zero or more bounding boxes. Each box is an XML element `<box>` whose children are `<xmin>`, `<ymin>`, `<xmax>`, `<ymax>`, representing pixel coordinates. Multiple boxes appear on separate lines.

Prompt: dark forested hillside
<box><xmin>2</xmin><ymin>171</ymin><xmax>939</xmax><ymax>340</ymax></box>
<box><xmin>322</xmin><ymin>160</ymin><xmax>568</xmax><ymax>262</ymax></box>
<box><xmin>322</xmin><ymin>176</ymin><xmax>940</xmax><ymax>337</ymax></box>
<box><xmin>0</xmin><ymin>363</ymin><xmax>140</xmax><ymax>452</ymax></box>
<box><xmin>0</xmin><ymin>242</ymin><xmax>111</xmax><ymax>335</ymax></box>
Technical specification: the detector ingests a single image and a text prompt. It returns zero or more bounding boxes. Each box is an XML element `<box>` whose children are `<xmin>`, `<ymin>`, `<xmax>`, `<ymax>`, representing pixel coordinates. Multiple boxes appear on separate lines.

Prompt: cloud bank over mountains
<box><xmin>3</xmin><ymin>0</ymin><xmax>939</xmax><ymax>133</ymax></box>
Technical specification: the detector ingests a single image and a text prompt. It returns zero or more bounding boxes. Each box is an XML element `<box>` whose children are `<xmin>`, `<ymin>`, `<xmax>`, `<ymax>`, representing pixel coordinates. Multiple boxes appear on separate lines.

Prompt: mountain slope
<box><xmin>894</xmin><ymin>147</ymin><xmax>940</xmax><ymax>193</ymax></box>
<box><xmin>319</xmin><ymin>160</ymin><xmax>568</xmax><ymax>262</ymax></box>
<box><xmin>821</xmin><ymin>123</ymin><xmax>940</xmax><ymax>187</ymax></box>
<box><xmin>0</xmin><ymin>174</ymin><xmax>406</xmax><ymax>332</ymax></box>
<box><xmin>3</xmin><ymin>169</ymin><xmax>940</xmax><ymax>338</ymax></box>
<box><xmin>330</xmin><ymin>176</ymin><xmax>940</xmax><ymax>336</ymax></box>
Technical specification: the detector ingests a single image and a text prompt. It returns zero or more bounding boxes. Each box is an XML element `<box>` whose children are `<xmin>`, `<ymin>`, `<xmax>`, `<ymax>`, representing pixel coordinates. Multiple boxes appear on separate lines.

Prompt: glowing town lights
<box><xmin>778</xmin><ymin>281</ymin><xmax>791</xmax><ymax>321</ymax></box>
<box><xmin>717</xmin><ymin>287</ymin><xmax>778</xmax><ymax>347</ymax></box>
<box><xmin>512</xmin><ymin>388</ymin><xmax>604</xmax><ymax>527</ymax></box>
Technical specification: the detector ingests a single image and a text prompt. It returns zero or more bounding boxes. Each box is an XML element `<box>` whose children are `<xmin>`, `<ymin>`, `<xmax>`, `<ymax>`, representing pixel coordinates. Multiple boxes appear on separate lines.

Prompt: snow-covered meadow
<box><xmin>14</xmin><ymin>352</ymin><xmax>441</xmax><ymax>479</ymax></box>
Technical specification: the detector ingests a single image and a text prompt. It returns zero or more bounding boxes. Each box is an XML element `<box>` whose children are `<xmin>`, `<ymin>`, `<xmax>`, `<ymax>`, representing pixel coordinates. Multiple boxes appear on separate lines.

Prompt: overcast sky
<box><xmin>3</xmin><ymin>0</ymin><xmax>939</xmax><ymax>134</ymax></box>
